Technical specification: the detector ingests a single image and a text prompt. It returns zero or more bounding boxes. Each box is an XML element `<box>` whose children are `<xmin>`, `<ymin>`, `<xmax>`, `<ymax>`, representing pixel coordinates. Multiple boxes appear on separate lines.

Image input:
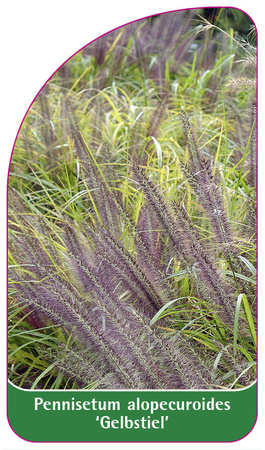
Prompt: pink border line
<box><xmin>6</xmin><ymin>5</ymin><xmax>258</xmax><ymax>445</ymax></box>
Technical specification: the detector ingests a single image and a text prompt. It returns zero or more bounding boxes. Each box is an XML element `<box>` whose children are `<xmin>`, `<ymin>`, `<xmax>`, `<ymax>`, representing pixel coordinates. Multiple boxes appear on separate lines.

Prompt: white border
<box><xmin>1</xmin><ymin>1</ymin><xmax>263</xmax><ymax>449</ymax></box>
<box><xmin>7</xmin><ymin>378</ymin><xmax>257</xmax><ymax>392</ymax></box>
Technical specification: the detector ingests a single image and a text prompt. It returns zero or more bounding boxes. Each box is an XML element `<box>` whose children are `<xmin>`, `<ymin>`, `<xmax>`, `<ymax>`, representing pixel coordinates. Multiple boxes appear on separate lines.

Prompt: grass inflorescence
<box><xmin>8</xmin><ymin>8</ymin><xmax>256</xmax><ymax>390</ymax></box>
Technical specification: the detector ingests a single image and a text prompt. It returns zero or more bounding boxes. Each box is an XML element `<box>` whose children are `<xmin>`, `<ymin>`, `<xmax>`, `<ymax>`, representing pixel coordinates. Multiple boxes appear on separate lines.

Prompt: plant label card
<box><xmin>7</xmin><ymin>6</ymin><xmax>257</xmax><ymax>444</ymax></box>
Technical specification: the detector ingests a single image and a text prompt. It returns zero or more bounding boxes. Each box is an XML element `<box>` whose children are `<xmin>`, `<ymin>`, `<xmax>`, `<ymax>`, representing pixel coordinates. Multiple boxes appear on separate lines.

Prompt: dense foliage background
<box><xmin>8</xmin><ymin>7</ymin><xmax>256</xmax><ymax>390</ymax></box>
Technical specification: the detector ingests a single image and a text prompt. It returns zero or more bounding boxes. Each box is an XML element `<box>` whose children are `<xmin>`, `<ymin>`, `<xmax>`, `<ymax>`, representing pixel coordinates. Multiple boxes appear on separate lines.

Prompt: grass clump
<box><xmin>8</xmin><ymin>8</ymin><xmax>256</xmax><ymax>390</ymax></box>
